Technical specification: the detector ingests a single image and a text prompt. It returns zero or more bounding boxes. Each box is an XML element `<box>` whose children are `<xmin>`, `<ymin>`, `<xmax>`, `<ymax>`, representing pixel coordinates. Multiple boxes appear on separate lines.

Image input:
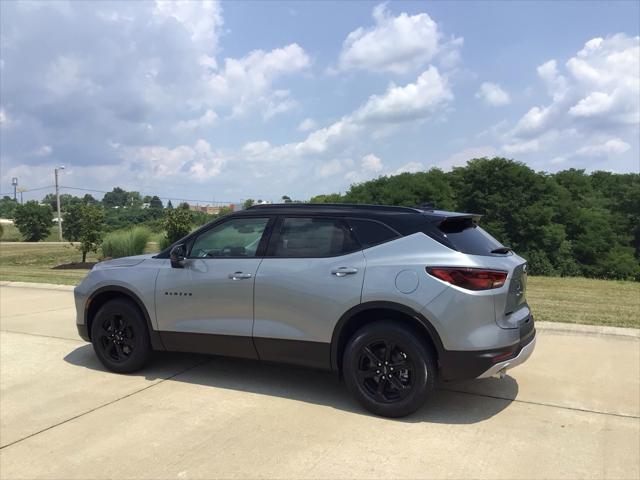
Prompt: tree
<box><xmin>62</xmin><ymin>204</ymin><xmax>84</xmax><ymax>242</ymax></box>
<box><xmin>102</xmin><ymin>187</ymin><xmax>128</xmax><ymax>208</ymax></box>
<box><xmin>0</xmin><ymin>196</ymin><xmax>18</xmax><ymax>218</ymax></box>
<box><xmin>166</xmin><ymin>200</ymin><xmax>174</xmax><ymax>209</ymax></box>
<box><xmin>82</xmin><ymin>194</ymin><xmax>98</xmax><ymax>205</ymax></box>
<box><xmin>243</xmin><ymin>198</ymin><xmax>255</xmax><ymax>209</ymax></box>
<box><xmin>63</xmin><ymin>204</ymin><xmax>104</xmax><ymax>262</ymax></box>
<box><xmin>42</xmin><ymin>193</ymin><xmax>83</xmax><ymax>212</ymax></box>
<box><xmin>149</xmin><ymin>195</ymin><xmax>163</xmax><ymax>209</ymax></box>
<box><xmin>281</xmin><ymin>195</ymin><xmax>292</xmax><ymax>203</ymax></box>
<box><xmin>13</xmin><ymin>201</ymin><xmax>53</xmax><ymax>241</ymax></box>
<box><xmin>163</xmin><ymin>208</ymin><xmax>192</xmax><ymax>244</ymax></box>
<box><xmin>178</xmin><ymin>202</ymin><xmax>190</xmax><ymax>210</ymax></box>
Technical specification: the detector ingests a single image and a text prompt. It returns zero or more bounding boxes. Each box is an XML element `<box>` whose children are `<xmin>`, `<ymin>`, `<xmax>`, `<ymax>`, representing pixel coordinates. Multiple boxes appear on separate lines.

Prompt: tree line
<box><xmin>311</xmin><ymin>158</ymin><xmax>639</xmax><ymax>281</ymax></box>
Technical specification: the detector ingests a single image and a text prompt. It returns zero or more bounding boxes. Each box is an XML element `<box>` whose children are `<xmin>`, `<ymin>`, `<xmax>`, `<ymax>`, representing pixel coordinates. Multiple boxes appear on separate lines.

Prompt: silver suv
<box><xmin>74</xmin><ymin>204</ymin><xmax>536</xmax><ymax>417</ymax></box>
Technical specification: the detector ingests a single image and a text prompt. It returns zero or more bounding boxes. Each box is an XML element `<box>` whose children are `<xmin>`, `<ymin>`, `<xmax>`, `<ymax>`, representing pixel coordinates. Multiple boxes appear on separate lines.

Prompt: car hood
<box><xmin>94</xmin><ymin>254</ymin><xmax>156</xmax><ymax>269</ymax></box>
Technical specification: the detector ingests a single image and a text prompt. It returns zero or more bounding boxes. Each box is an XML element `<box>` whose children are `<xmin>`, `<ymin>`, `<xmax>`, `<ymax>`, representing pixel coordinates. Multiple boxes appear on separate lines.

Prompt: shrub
<box><xmin>101</xmin><ymin>226</ymin><xmax>151</xmax><ymax>259</ymax></box>
<box><xmin>163</xmin><ymin>208</ymin><xmax>192</xmax><ymax>244</ymax></box>
<box><xmin>13</xmin><ymin>201</ymin><xmax>53</xmax><ymax>241</ymax></box>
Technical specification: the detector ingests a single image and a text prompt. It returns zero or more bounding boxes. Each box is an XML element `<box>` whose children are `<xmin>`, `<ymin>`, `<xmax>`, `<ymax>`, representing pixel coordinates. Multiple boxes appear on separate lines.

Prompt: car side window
<box><xmin>348</xmin><ymin>218</ymin><xmax>400</xmax><ymax>248</ymax></box>
<box><xmin>190</xmin><ymin>217</ymin><xmax>269</xmax><ymax>258</ymax></box>
<box><xmin>269</xmin><ymin>217</ymin><xmax>360</xmax><ymax>258</ymax></box>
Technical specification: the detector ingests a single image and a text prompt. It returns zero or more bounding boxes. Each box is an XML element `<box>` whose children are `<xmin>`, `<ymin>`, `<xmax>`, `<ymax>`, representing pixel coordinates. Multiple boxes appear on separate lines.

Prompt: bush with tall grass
<box><xmin>101</xmin><ymin>227</ymin><xmax>151</xmax><ymax>259</ymax></box>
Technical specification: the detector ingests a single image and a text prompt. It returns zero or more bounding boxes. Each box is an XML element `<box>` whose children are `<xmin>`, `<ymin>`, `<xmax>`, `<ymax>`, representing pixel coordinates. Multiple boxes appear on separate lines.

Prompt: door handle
<box><xmin>228</xmin><ymin>272</ymin><xmax>253</xmax><ymax>280</ymax></box>
<box><xmin>331</xmin><ymin>267</ymin><xmax>358</xmax><ymax>277</ymax></box>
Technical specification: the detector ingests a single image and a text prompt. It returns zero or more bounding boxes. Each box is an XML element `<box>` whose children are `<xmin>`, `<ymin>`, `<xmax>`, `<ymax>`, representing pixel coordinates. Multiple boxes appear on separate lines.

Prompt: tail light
<box><xmin>426</xmin><ymin>267</ymin><xmax>507</xmax><ymax>291</ymax></box>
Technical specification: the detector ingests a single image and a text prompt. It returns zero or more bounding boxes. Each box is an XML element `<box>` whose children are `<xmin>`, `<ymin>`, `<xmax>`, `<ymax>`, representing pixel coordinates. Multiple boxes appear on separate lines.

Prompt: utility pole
<box><xmin>11</xmin><ymin>177</ymin><xmax>17</xmax><ymax>201</ymax></box>
<box><xmin>54</xmin><ymin>166</ymin><xmax>65</xmax><ymax>241</ymax></box>
<box><xmin>17</xmin><ymin>187</ymin><xmax>26</xmax><ymax>204</ymax></box>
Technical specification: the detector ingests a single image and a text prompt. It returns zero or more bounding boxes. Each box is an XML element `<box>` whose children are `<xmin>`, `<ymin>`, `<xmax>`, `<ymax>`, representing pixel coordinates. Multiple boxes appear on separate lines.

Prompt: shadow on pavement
<box><xmin>64</xmin><ymin>344</ymin><xmax>518</xmax><ymax>424</ymax></box>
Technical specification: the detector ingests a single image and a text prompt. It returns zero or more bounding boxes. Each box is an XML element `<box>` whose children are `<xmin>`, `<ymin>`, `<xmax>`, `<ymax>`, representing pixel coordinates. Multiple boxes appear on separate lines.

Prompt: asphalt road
<box><xmin>1</xmin><ymin>283</ymin><xmax>639</xmax><ymax>479</ymax></box>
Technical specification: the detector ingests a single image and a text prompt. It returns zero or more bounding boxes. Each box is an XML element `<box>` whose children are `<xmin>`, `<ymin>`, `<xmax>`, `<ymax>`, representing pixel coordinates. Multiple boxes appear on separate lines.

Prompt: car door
<box><xmin>155</xmin><ymin>216</ymin><xmax>272</xmax><ymax>359</ymax></box>
<box><xmin>253</xmin><ymin>216</ymin><xmax>366</xmax><ymax>368</ymax></box>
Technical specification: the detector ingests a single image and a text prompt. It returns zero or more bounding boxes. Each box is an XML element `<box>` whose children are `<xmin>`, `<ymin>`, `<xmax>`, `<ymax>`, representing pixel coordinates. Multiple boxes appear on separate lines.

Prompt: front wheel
<box><xmin>343</xmin><ymin>321</ymin><xmax>436</xmax><ymax>417</ymax></box>
<box><xmin>90</xmin><ymin>298</ymin><xmax>151</xmax><ymax>373</ymax></box>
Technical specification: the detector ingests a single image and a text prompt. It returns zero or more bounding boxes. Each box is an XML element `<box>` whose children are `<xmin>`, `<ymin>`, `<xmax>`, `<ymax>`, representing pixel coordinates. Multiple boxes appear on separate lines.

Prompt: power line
<box><xmin>60</xmin><ymin>186</ymin><xmax>239</xmax><ymax>205</ymax></box>
<box><xmin>2</xmin><ymin>184</ymin><xmax>246</xmax><ymax>205</ymax></box>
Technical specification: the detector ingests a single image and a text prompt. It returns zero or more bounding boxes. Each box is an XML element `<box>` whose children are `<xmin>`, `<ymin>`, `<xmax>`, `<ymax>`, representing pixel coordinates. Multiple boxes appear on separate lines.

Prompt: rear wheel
<box><xmin>90</xmin><ymin>298</ymin><xmax>151</xmax><ymax>373</ymax></box>
<box><xmin>343</xmin><ymin>321</ymin><xmax>436</xmax><ymax>417</ymax></box>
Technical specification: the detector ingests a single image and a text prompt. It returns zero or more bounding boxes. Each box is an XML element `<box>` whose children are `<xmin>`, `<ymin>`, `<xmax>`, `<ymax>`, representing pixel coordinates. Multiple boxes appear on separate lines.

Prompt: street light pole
<box><xmin>54</xmin><ymin>166</ymin><xmax>65</xmax><ymax>241</ymax></box>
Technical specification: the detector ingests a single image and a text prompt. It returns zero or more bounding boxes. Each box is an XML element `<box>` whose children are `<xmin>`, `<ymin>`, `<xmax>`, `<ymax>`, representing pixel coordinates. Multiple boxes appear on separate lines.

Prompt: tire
<box><xmin>343</xmin><ymin>321</ymin><xmax>436</xmax><ymax>418</ymax></box>
<box><xmin>90</xmin><ymin>298</ymin><xmax>152</xmax><ymax>373</ymax></box>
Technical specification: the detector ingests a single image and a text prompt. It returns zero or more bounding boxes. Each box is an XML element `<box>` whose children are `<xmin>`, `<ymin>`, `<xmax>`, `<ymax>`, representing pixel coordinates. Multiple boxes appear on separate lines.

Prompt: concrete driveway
<box><xmin>1</xmin><ymin>283</ymin><xmax>639</xmax><ymax>479</ymax></box>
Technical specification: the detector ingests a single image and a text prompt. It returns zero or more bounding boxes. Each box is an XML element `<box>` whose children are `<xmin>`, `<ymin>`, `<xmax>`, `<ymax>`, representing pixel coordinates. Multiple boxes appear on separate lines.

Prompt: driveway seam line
<box><xmin>442</xmin><ymin>388</ymin><xmax>640</xmax><ymax>419</ymax></box>
<box><xmin>0</xmin><ymin>358</ymin><xmax>212</xmax><ymax>450</ymax></box>
<box><xmin>0</xmin><ymin>329</ymin><xmax>83</xmax><ymax>343</ymax></box>
<box><xmin>2</xmin><ymin>307</ymin><xmax>75</xmax><ymax>318</ymax></box>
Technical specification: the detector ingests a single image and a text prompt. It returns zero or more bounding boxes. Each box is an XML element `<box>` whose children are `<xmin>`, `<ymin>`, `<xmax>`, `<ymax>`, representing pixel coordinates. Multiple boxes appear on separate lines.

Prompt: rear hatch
<box><xmin>423</xmin><ymin>214</ymin><xmax>530</xmax><ymax>329</ymax></box>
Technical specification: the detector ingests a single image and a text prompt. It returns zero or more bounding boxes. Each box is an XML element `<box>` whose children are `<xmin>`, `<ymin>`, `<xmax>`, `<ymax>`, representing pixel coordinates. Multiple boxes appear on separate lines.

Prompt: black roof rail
<box><xmin>246</xmin><ymin>203</ymin><xmax>421</xmax><ymax>213</ymax></box>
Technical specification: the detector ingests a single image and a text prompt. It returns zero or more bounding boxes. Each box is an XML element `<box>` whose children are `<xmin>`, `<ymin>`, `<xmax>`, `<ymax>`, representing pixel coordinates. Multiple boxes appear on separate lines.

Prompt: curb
<box><xmin>536</xmin><ymin>321</ymin><xmax>639</xmax><ymax>339</ymax></box>
<box><xmin>0</xmin><ymin>281</ymin><xmax>76</xmax><ymax>291</ymax></box>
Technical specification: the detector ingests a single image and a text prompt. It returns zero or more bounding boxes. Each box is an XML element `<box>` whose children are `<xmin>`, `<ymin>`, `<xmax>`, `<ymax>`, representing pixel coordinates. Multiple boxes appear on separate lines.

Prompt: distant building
<box><xmin>188</xmin><ymin>204</ymin><xmax>227</xmax><ymax>215</ymax></box>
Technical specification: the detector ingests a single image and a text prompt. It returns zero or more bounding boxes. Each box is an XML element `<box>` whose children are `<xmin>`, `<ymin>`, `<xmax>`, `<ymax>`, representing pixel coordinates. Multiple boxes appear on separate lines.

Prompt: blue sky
<box><xmin>1</xmin><ymin>0</ymin><xmax>638</xmax><ymax>204</ymax></box>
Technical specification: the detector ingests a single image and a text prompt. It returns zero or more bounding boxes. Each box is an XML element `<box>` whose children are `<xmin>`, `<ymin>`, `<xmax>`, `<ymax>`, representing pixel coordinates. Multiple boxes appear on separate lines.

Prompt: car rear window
<box><xmin>436</xmin><ymin>217</ymin><xmax>504</xmax><ymax>255</ymax></box>
<box><xmin>348</xmin><ymin>218</ymin><xmax>400</xmax><ymax>248</ymax></box>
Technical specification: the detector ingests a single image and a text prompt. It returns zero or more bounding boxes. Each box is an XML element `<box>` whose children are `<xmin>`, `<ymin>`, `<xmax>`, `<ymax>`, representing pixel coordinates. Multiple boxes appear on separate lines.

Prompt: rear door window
<box><xmin>435</xmin><ymin>217</ymin><xmax>504</xmax><ymax>255</ymax></box>
<box><xmin>269</xmin><ymin>217</ymin><xmax>360</xmax><ymax>258</ymax></box>
<box><xmin>348</xmin><ymin>218</ymin><xmax>400</xmax><ymax>248</ymax></box>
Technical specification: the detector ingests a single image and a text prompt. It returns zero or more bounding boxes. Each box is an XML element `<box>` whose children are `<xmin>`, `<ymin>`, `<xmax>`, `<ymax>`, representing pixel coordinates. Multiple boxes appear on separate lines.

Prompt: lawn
<box><xmin>0</xmin><ymin>242</ymin><xmax>160</xmax><ymax>285</ymax></box>
<box><xmin>0</xmin><ymin>243</ymin><xmax>638</xmax><ymax>328</ymax></box>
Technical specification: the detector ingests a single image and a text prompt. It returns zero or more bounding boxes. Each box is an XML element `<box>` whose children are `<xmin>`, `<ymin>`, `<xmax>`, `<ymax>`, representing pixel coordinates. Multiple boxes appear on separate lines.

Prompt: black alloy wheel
<box><xmin>97</xmin><ymin>313</ymin><xmax>136</xmax><ymax>363</ymax></box>
<box><xmin>90</xmin><ymin>298</ymin><xmax>151</xmax><ymax>373</ymax></box>
<box><xmin>343</xmin><ymin>321</ymin><xmax>436</xmax><ymax>418</ymax></box>
<box><xmin>356</xmin><ymin>340</ymin><xmax>415</xmax><ymax>403</ymax></box>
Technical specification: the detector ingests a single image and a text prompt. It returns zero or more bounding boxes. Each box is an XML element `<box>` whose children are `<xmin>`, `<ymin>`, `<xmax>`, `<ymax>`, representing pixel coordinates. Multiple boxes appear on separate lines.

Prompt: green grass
<box><xmin>0</xmin><ymin>242</ymin><xmax>638</xmax><ymax>328</ymax></box>
<box><xmin>527</xmin><ymin>276</ymin><xmax>639</xmax><ymax>328</ymax></box>
<box><xmin>0</xmin><ymin>241</ymin><xmax>161</xmax><ymax>285</ymax></box>
<box><xmin>0</xmin><ymin>242</ymin><xmax>98</xmax><ymax>285</ymax></box>
<box><xmin>0</xmin><ymin>223</ymin><xmax>66</xmax><ymax>242</ymax></box>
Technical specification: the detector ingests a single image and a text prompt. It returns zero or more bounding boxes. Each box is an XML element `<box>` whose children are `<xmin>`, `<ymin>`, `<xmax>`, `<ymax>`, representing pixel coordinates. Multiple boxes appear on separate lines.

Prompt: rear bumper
<box><xmin>476</xmin><ymin>334</ymin><xmax>536</xmax><ymax>378</ymax></box>
<box><xmin>439</xmin><ymin>314</ymin><xmax>536</xmax><ymax>380</ymax></box>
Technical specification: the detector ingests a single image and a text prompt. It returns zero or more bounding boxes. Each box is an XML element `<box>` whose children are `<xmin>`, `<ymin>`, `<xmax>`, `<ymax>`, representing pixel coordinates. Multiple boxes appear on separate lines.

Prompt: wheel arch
<box><xmin>85</xmin><ymin>286</ymin><xmax>164</xmax><ymax>350</ymax></box>
<box><xmin>330</xmin><ymin>301</ymin><xmax>444</xmax><ymax>372</ymax></box>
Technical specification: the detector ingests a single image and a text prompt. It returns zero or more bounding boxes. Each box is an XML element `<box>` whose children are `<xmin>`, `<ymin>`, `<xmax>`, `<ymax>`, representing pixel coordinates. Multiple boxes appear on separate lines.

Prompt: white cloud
<box><xmin>297</xmin><ymin>118</ymin><xmax>316</xmax><ymax>132</ymax></box>
<box><xmin>577</xmin><ymin>138</ymin><xmax>631</xmax><ymax>156</ymax></box>
<box><xmin>441</xmin><ymin>146</ymin><xmax>497</xmax><ymax>170</ymax></box>
<box><xmin>175</xmin><ymin>109</ymin><xmax>218</xmax><ymax>131</ymax></box>
<box><xmin>355</xmin><ymin>66</ymin><xmax>452</xmax><ymax>123</ymax></box>
<box><xmin>361</xmin><ymin>153</ymin><xmax>383</xmax><ymax>172</ymax></box>
<box><xmin>122</xmin><ymin>139</ymin><xmax>224</xmax><ymax>181</ymax></box>
<box><xmin>502</xmin><ymin>34</ymin><xmax>639</xmax><ymax>157</ymax></box>
<box><xmin>0</xmin><ymin>108</ymin><xmax>10</xmax><ymax>127</ymax></box>
<box><xmin>207</xmin><ymin>43</ymin><xmax>311</xmax><ymax>118</ymax></box>
<box><xmin>317</xmin><ymin>159</ymin><xmax>344</xmax><ymax>178</ymax></box>
<box><xmin>336</xmin><ymin>3</ymin><xmax>462</xmax><ymax>74</ymax></box>
<box><xmin>153</xmin><ymin>0</ymin><xmax>223</xmax><ymax>64</ymax></box>
<box><xmin>34</xmin><ymin>145</ymin><xmax>52</xmax><ymax>157</ymax></box>
<box><xmin>243</xmin><ymin>66</ymin><xmax>453</xmax><ymax>163</ymax></box>
<box><xmin>476</xmin><ymin>82</ymin><xmax>511</xmax><ymax>106</ymax></box>
<box><xmin>394</xmin><ymin>161</ymin><xmax>423</xmax><ymax>174</ymax></box>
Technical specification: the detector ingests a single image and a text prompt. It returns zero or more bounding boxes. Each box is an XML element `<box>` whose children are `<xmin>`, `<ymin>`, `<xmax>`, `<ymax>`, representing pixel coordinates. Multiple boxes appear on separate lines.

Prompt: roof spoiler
<box><xmin>427</xmin><ymin>211</ymin><xmax>483</xmax><ymax>224</ymax></box>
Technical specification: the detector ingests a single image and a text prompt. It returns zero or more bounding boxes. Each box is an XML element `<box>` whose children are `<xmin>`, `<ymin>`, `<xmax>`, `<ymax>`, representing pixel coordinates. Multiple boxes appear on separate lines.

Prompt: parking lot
<box><xmin>1</xmin><ymin>283</ymin><xmax>639</xmax><ymax>479</ymax></box>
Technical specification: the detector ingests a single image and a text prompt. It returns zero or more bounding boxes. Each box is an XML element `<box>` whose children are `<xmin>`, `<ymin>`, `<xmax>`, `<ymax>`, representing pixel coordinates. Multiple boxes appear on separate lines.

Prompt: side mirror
<box><xmin>170</xmin><ymin>244</ymin><xmax>187</xmax><ymax>268</ymax></box>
